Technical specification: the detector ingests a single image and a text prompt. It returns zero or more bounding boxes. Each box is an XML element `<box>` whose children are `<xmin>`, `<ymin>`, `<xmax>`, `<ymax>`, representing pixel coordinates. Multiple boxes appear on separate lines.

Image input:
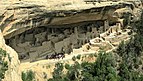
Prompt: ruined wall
<box><xmin>0</xmin><ymin>0</ymin><xmax>142</xmax><ymax>62</ymax></box>
<box><xmin>6</xmin><ymin>19</ymin><xmax>124</xmax><ymax>62</ymax></box>
<box><xmin>0</xmin><ymin>0</ymin><xmax>142</xmax><ymax>81</ymax></box>
<box><xmin>0</xmin><ymin>0</ymin><xmax>142</xmax><ymax>39</ymax></box>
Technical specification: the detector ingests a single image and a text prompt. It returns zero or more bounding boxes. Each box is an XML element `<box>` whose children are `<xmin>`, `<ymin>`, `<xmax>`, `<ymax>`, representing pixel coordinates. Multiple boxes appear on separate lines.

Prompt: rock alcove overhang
<box><xmin>3</xmin><ymin>1</ymin><xmax>130</xmax><ymax>39</ymax></box>
<box><xmin>2</xmin><ymin>1</ymin><xmax>141</xmax><ymax>62</ymax></box>
<box><xmin>4</xmin><ymin>19</ymin><xmax>112</xmax><ymax>62</ymax></box>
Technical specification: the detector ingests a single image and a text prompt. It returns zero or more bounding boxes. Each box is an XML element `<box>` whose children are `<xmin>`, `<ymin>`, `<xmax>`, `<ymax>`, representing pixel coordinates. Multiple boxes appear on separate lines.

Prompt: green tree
<box><xmin>53</xmin><ymin>63</ymin><xmax>64</xmax><ymax>79</ymax></box>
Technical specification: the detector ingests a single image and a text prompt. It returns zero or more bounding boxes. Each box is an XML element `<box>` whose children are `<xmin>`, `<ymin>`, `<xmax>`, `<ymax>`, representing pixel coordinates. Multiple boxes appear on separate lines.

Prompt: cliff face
<box><xmin>0</xmin><ymin>0</ymin><xmax>142</xmax><ymax>39</ymax></box>
<box><xmin>0</xmin><ymin>31</ymin><xmax>22</xmax><ymax>81</ymax></box>
<box><xmin>0</xmin><ymin>0</ymin><xmax>142</xmax><ymax>81</ymax></box>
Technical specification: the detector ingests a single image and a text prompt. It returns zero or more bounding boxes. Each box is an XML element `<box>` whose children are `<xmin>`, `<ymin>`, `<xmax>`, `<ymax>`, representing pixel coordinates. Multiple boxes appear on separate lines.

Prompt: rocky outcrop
<box><xmin>0</xmin><ymin>0</ymin><xmax>142</xmax><ymax>81</ymax></box>
<box><xmin>0</xmin><ymin>0</ymin><xmax>142</xmax><ymax>62</ymax></box>
<box><xmin>0</xmin><ymin>0</ymin><xmax>142</xmax><ymax>39</ymax></box>
<box><xmin>0</xmin><ymin>30</ymin><xmax>22</xmax><ymax>81</ymax></box>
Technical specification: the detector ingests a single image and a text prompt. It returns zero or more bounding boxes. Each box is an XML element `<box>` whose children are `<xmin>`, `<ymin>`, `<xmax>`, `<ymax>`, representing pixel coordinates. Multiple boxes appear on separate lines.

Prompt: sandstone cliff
<box><xmin>0</xmin><ymin>0</ymin><xmax>142</xmax><ymax>81</ymax></box>
<box><xmin>0</xmin><ymin>31</ymin><xmax>22</xmax><ymax>81</ymax></box>
<box><xmin>0</xmin><ymin>0</ymin><xmax>142</xmax><ymax>39</ymax></box>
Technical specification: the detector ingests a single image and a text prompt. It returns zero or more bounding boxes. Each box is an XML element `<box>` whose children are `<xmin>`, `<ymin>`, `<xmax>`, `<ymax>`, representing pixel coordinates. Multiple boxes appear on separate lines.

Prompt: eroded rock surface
<box><xmin>0</xmin><ymin>0</ymin><xmax>142</xmax><ymax>39</ymax></box>
<box><xmin>0</xmin><ymin>0</ymin><xmax>142</xmax><ymax>81</ymax></box>
<box><xmin>0</xmin><ymin>31</ymin><xmax>22</xmax><ymax>81</ymax></box>
<box><xmin>0</xmin><ymin>0</ymin><xmax>142</xmax><ymax>62</ymax></box>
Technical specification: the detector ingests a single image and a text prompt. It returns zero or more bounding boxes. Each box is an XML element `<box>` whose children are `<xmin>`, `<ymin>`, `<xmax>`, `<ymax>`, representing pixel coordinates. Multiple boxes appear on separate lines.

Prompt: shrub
<box><xmin>76</xmin><ymin>55</ymin><xmax>81</xmax><ymax>60</ymax></box>
<box><xmin>65</xmin><ymin>64</ymin><xmax>70</xmax><ymax>69</ymax></box>
<box><xmin>22</xmin><ymin>70</ymin><xmax>35</xmax><ymax>81</ymax></box>
<box><xmin>89</xmin><ymin>53</ymin><xmax>94</xmax><ymax>58</ymax></box>
<box><xmin>72</xmin><ymin>56</ymin><xmax>76</xmax><ymax>61</ymax></box>
<box><xmin>94</xmin><ymin>53</ymin><xmax>97</xmax><ymax>57</ymax></box>
<box><xmin>0</xmin><ymin>48</ymin><xmax>8</xmax><ymax>81</ymax></box>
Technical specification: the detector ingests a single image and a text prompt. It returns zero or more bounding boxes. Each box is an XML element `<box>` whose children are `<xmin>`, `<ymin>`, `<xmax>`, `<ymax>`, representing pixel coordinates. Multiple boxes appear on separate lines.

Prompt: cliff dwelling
<box><xmin>1</xmin><ymin>0</ymin><xmax>142</xmax><ymax>62</ymax></box>
<box><xmin>0</xmin><ymin>0</ymin><xmax>143</xmax><ymax>81</ymax></box>
<box><xmin>6</xmin><ymin>20</ymin><xmax>126</xmax><ymax>62</ymax></box>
